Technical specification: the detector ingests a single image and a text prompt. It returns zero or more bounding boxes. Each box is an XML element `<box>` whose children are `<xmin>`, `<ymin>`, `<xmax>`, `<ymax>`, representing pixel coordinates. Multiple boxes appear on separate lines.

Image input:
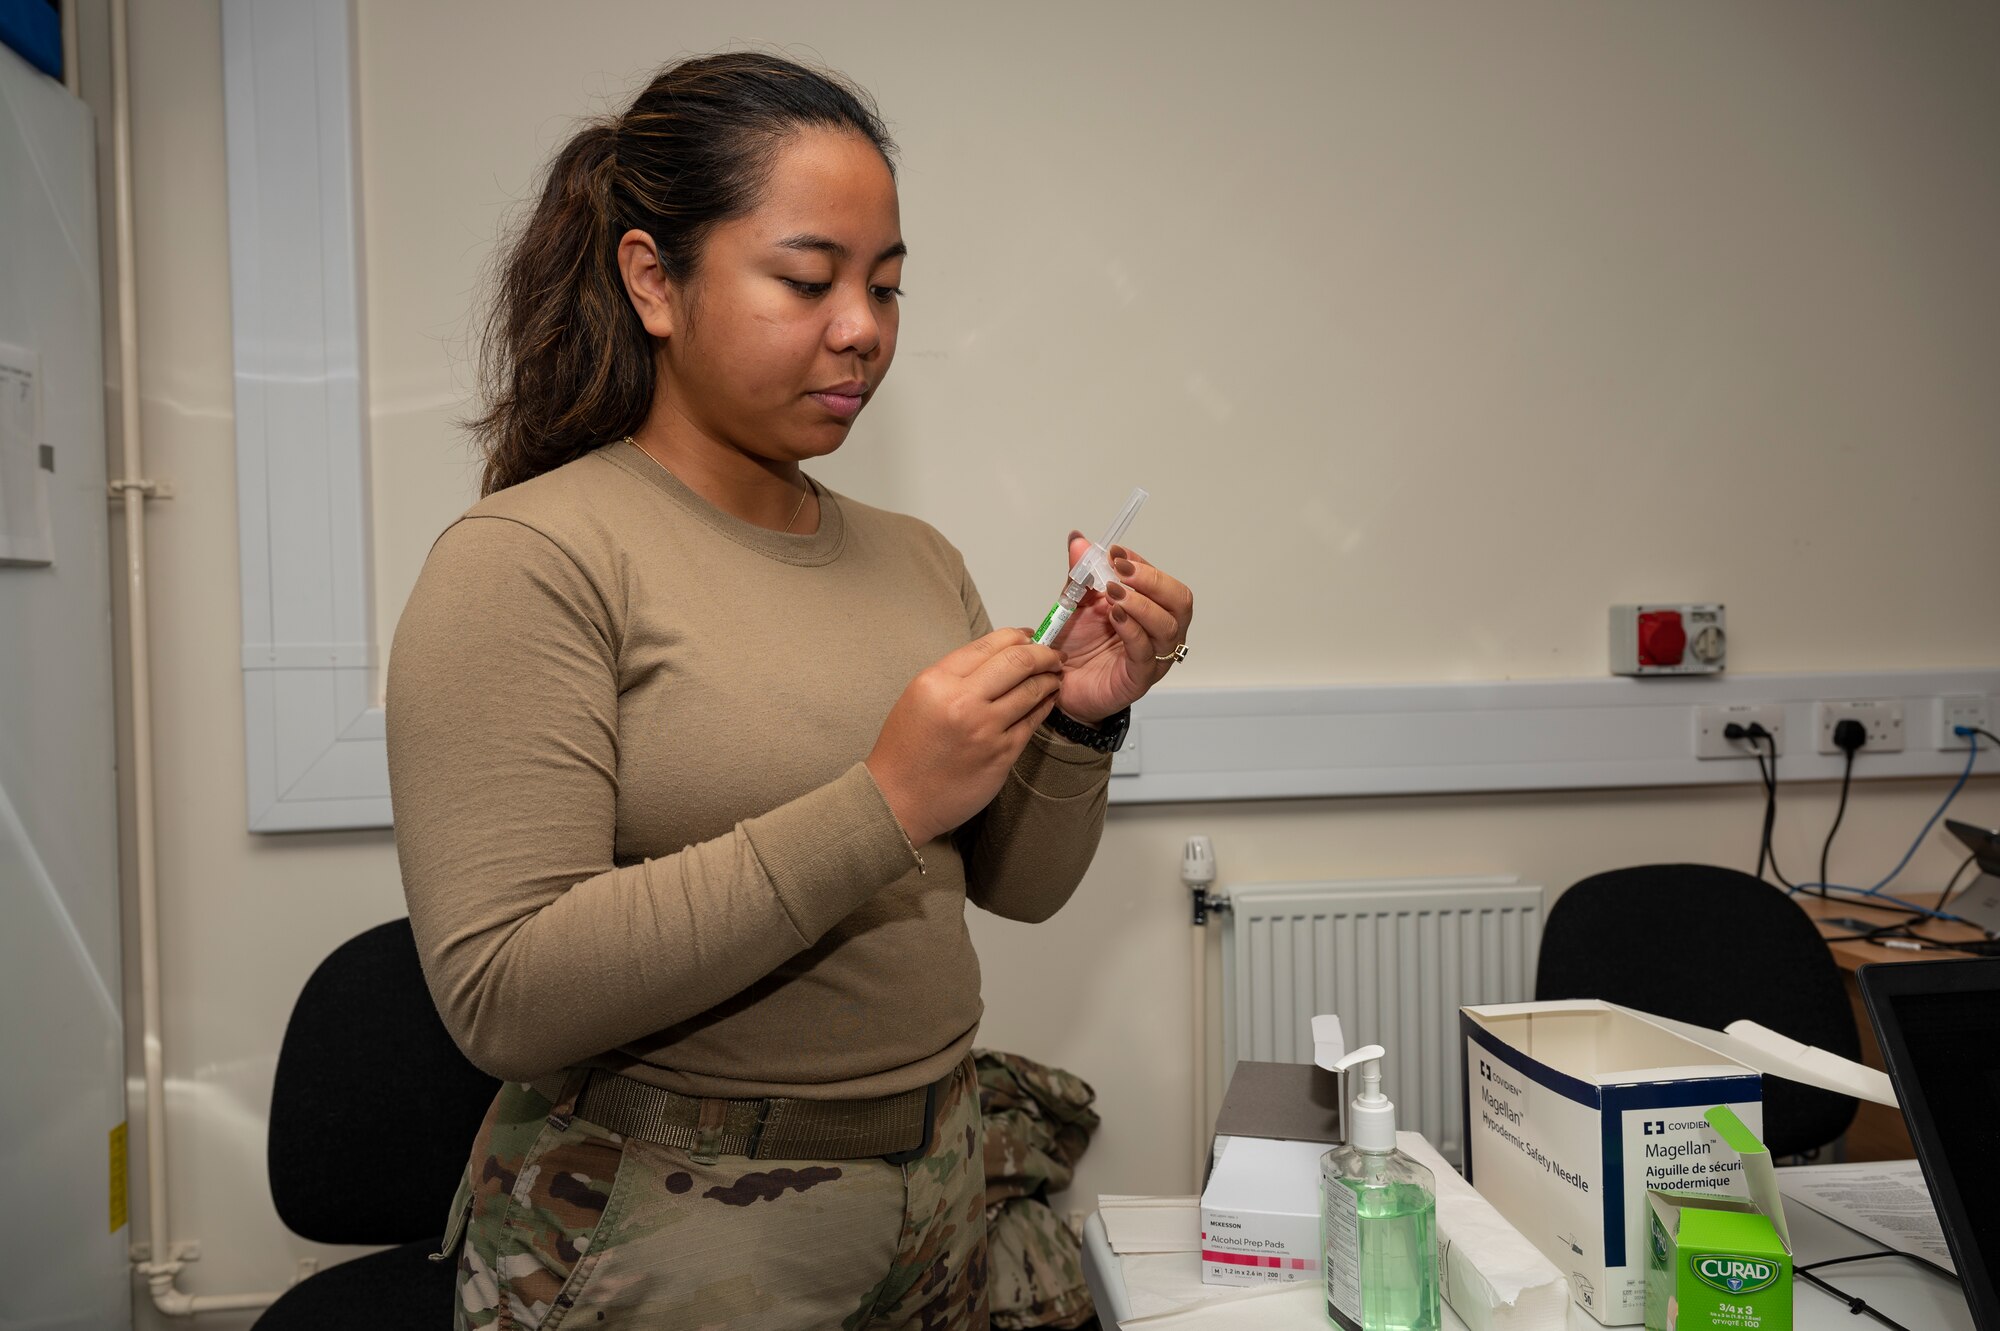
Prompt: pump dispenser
<box><xmin>1320</xmin><ymin>1046</ymin><xmax>1441</xmax><ymax>1331</ymax></box>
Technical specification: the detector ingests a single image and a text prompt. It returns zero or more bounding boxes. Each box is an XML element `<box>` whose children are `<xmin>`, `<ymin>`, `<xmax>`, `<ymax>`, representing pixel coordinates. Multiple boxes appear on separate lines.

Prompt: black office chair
<box><xmin>1536</xmin><ymin>864</ymin><xmax>1860</xmax><ymax>1159</ymax></box>
<box><xmin>253</xmin><ymin>918</ymin><xmax>499</xmax><ymax>1330</ymax></box>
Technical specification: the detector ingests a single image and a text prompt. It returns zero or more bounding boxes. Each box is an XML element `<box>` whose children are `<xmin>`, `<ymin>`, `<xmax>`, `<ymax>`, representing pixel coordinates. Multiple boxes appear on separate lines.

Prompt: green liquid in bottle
<box><xmin>1344</xmin><ymin>1179</ymin><xmax>1439</xmax><ymax>1331</ymax></box>
<box><xmin>1323</xmin><ymin>1154</ymin><xmax>1442</xmax><ymax>1331</ymax></box>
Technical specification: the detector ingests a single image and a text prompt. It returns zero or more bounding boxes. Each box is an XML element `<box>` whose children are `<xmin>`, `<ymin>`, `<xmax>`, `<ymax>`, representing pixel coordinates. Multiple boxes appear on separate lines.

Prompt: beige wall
<box><xmin>112</xmin><ymin>1</ymin><xmax>1997</xmax><ymax>1320</ymax></box>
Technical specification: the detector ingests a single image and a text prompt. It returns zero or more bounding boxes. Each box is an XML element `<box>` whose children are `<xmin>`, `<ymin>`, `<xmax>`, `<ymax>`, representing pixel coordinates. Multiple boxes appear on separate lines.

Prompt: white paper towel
<box><xmin>1397</xmin><ymin>1132</ymin><xmax>1571</xmax><ymax>1331</ymax></box>
<box><xmin>1116</xmin><ymin>1281</ymin><xmax>1326</xmax><ymax>1329</ymax></box>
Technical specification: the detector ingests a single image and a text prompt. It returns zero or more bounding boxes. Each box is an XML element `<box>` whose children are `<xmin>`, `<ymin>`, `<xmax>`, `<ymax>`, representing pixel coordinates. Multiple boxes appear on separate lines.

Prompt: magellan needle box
<box><xmin>1460</xmin><ymin>1001</ymin><xmax>1891</xmax><ymax>1326</ymax></box>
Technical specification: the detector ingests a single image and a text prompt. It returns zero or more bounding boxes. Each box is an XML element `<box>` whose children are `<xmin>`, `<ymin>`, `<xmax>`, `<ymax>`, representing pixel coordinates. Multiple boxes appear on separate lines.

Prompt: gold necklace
<box><xmin>625</xmin><ymin>436</ymin><xmax>812</xmax><ymax>534</ymax></box>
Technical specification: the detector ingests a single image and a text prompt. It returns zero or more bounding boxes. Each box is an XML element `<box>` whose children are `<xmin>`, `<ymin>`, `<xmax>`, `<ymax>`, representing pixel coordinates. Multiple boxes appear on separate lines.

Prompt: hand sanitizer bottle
<box><xmin>1321</xmin><ymin>1045</ymin><xmax>1441</xmax><ymax>1331</ymax></box>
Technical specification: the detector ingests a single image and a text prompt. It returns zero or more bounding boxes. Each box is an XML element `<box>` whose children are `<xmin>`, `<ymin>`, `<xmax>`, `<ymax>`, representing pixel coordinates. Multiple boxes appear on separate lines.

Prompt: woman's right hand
<box><xmin>866</xmin><ymin>629</ymin><xmax>1066</xmax><ymax>846</ymax></box>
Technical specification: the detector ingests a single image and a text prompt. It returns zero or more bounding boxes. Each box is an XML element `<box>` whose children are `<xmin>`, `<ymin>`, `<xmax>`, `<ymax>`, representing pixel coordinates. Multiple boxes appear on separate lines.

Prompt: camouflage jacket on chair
<box><xmin>974</xmin><ymin>1049</ymin><xmax>1102</xmax><ymax>1331</ymax></box>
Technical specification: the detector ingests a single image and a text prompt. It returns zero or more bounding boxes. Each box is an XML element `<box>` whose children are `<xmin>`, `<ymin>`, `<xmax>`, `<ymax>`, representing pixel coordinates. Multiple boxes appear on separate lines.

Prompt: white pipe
<box><xmin>110</xmin><ymin>0</ymin><xmax>169</xmax><ymax>1286</ymax></box>
<box><xmin>147</xmin><ymin>1283</ymin><xmax>288</xmax><ymax>1317</ymax></box>
<box><xmin>1192</xmin><ymin>924</ymin><xmax>1207</xmax><ymax>1189</ymax></box>
<box><xmin>1181</xmin><ymin>834</ymin><xmax>1218</xmax><ymax>1191</ymax></box>
<box><xmin>111</xmin><ymin>0</ymin><xmax>282</xmax><ymax>1314</ymax></box>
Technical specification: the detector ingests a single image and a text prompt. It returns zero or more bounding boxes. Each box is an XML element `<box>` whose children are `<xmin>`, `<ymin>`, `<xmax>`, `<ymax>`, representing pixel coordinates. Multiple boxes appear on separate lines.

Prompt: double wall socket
<box><xmin>1816</xmin><ymin>700</ymin><xmax>1904</xmax><ymax>754</ymax></box>
<box><xmin>1694</xmin><ymin>704</ymin><xmax>1785</xmax><ymax>759</ymax></box>
<box><xmin>1939</xmin><ymin>696</ymin><xmax>1992</xmax><ymax>750</ymax></box>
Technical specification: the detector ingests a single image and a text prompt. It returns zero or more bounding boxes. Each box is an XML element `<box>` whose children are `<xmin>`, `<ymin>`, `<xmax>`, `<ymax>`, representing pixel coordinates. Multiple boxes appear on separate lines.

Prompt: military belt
<box><xmin>531</xmin><ymin>1066</ymin><xmax>941</xmax><ymax>1164</ymax></box>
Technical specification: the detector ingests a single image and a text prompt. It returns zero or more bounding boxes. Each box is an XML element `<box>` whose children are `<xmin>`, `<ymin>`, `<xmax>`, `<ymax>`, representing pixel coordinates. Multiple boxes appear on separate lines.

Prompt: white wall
<box><xmin>110</xmin><ymin>2</ymin><xmax>1997</xmax><ymax>1322</ymax></box>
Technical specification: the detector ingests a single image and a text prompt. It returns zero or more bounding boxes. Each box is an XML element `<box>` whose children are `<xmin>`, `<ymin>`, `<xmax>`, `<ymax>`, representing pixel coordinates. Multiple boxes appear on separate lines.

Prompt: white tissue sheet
<box><xmin>1116</xmin><ymin>1280</ymin><xmax>1325</xmax><ymax>1328</ymax></box>
<box><xmin>1100</xmin><ymin>1196</ymin><xmax>1203</xmax><ymax>1253</ymax></box>
<box><xmin>1398</xmin><ymin>1132</ymin><xmax>1571</xmax><ymax>1331</ymax></box>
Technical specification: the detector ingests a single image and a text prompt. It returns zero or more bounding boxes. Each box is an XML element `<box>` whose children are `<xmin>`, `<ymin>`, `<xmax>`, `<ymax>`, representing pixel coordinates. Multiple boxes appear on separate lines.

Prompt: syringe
<box><xmin>1031</xmin><ymin>486</ymin><xmax>1150</xmax><ymax>646</ymax></box>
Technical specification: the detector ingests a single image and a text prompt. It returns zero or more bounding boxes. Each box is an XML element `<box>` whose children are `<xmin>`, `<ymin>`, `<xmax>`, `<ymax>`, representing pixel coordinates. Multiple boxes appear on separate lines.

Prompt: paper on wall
<box><xmin>0</xmin><ymin>343</ymin><xmax>54</xmax><ymax>567</ymax></box>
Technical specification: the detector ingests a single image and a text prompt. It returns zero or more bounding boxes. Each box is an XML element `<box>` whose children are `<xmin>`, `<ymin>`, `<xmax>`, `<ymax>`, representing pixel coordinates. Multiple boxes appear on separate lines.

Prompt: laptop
<box><xmin>1945</xmin><ymin>821</ymin><xmax>2000</xmax><ymax>937</ymax></box>
<box><xmin>1858</xmin><ymin>958</ymin><xmax>2000</xmax><ymax>1330</ymax></box>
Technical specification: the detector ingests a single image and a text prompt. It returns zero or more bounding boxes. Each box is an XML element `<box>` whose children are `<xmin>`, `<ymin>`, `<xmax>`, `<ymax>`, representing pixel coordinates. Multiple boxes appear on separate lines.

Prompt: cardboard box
<box><xmin>1198</xmin><ymin>1058</ymin><xmax>1345</xmax><ymax>1286</ymax></box>
<box><xmin>1460</xmin><ymin>1001</ymin><xmax>1889</xmax><ymax>1326</ymax></box>
<box><xmin>1645</xmin><ymin>1106</ymin><xmax>1793</xmax><ymax>1331</ymax></box>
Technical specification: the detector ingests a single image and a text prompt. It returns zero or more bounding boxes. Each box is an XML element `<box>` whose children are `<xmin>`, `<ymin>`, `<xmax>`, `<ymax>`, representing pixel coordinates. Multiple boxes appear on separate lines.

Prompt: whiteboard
<box><xmin>229</xmin><ymin>1</ymin><xmax>2000</xmax><ymax>827</ymax></box>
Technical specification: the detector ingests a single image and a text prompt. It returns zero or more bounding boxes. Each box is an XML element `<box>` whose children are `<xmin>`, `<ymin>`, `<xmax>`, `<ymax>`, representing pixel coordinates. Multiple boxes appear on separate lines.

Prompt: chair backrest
<box><xmin>267</xmin><ymin>917</ymin><xmax>499</xmax><ymax>1244</ymax></box>
<box><xmin>1535</xmin><ymin>864</ymin><xmax>1859</xmax><ymax>1158</ymax></box>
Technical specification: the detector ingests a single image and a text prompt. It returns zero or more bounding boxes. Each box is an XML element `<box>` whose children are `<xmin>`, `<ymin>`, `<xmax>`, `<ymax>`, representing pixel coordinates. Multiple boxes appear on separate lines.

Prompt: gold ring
<box><xmin>1154</xmin><ymin>644</ymin><xmax>1189</xmax><ymax>664</ymax></box>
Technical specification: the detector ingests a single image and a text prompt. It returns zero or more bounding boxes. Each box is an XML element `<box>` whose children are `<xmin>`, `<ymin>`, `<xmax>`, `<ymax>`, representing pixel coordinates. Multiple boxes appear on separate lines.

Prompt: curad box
<box><xmin>1645</xmin><ymin>1105</ymin><xmax>1794</xmax><ymax>1331</ymax></box>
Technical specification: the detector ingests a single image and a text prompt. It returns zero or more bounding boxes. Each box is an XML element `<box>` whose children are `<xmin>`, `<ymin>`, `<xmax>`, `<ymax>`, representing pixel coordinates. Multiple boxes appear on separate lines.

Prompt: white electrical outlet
<box><xmin>1816</xmin><ymin>700</ymin><xmax>1905</xmax><ymax>755</ymax></box>
<box><xmin>1694</xmin><ymin>704</ymin><xmax>1785</xmax><ymax>759</ymax></box>
<box><xmin>1939</xmin><ymin>695</ymin><xmax>1993</xmax><ymax>750</ymax></box>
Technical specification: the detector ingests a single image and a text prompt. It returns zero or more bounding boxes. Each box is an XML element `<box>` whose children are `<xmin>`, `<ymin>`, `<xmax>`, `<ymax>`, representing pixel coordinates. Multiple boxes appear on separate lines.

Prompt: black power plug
<box><xmin>1833</xmin><ymin>718</ymin><xmax>1868</xmax><ymax>754</ymax></box>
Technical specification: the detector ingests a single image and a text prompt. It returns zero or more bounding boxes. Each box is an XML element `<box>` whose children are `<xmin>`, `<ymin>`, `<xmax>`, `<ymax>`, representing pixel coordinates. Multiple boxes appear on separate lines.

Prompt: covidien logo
<box><xmin>1691</xmin><ymin>1255</ymin><xmax>1778</xmax><ymax>1295</ymax></box>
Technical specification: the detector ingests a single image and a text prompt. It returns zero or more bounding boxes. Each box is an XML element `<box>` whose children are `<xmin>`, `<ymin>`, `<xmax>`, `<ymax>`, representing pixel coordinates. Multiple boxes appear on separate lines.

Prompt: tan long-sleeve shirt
<box><xmin>386</xmin><ymin>440</ymin><xmax>1111</xmax><ymax>1099</ymax></box>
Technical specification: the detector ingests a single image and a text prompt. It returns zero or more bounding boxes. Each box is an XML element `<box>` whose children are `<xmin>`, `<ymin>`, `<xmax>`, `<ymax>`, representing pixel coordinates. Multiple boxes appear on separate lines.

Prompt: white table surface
<box><xmin>1084</xmin><ymin>1174</ymin><xmax>1973</xmax><ymax>1329</ymax></box>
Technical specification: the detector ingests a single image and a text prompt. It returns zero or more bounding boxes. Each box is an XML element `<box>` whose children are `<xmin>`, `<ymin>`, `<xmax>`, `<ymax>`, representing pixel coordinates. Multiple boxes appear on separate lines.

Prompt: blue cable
<box><xmin>1788</xmin><ymin>729</ymin><xmax>1983</xmax><ymax>915</ymax></box>
<box><xmin>1860</xmin><ymin>732</ymin><xmax>1979</xmax><ymax>895</ymax></box>
<box><xmin>1788</xmin><ymin>880</ymin><xmax>1970</xmax><ymax>925</ymax></box>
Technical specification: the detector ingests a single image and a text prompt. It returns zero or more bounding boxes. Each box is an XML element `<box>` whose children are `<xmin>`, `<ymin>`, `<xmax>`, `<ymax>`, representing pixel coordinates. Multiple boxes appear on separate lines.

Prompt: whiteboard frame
<box><xmin>221</xmin><ymin>3</ymin><xmax>1997</xmax><ymax>832</ymax></box>
<box><xmin>223</xmin><ymin>0</ymin><xmax>386</xmax><ymax>832</ymax></box>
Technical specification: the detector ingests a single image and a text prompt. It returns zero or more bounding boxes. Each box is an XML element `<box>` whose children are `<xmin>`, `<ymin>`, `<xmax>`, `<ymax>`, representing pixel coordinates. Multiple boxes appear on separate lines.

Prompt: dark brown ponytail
<box><xmin>469</xmin><ymin>53</ymin><xmax>896</xmax><ymax>495</ymax></box>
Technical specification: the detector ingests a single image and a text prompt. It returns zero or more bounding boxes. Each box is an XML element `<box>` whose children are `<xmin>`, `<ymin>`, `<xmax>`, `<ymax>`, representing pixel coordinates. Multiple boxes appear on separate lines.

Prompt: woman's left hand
<box><xmin>1051</xmin><ymin>533</ymin><xmax>1195</xmax><ymax>725</ymax></box>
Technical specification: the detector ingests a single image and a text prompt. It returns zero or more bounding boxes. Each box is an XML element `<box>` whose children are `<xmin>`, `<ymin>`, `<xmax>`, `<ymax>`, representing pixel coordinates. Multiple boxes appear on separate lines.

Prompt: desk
<box><xmin>1794</xmin><ymin>893</ymin><xmax>1986</xmax><ymax>1160</ymax></box>
<box><xmin>1083</xmin><ymin>1176</ymin><xmax>1974</xmax><ymax>1329</ymax></box>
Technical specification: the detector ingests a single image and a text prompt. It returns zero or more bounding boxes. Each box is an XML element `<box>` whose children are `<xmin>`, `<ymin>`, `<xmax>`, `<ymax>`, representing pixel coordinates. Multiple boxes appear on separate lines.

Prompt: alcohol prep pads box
<box><xmin>1198</xmin><ymin>1134</ymin><xmax>1327</xmax><ymax>1286</ymax></box>
<box><xmin>1460</xmin><ymin>1003</ymin><xmax>1765</xmax><ymax>1326</ymax></box>
<box><xmin>1199</xmin><ymin>1027</ymin><xmax>1349</xmax><ymax>1287</ymax></box>
<box><xmin>1460</xmin><ymin>1002</ymin><xmax>1891</xmax><ymax>1326</ymax></box>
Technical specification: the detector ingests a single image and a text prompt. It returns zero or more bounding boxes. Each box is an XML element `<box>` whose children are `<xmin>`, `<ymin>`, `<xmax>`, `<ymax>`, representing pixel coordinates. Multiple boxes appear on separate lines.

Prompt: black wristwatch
<box><xmin>1044</xmin><ymin>705</ymin><xmax>1130</xmax><ymax>753</ymax></box>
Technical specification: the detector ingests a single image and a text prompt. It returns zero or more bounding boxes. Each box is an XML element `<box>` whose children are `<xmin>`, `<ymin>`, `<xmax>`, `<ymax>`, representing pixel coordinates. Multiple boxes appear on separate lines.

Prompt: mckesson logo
<box><xmin>1692</xmin><ymin>1255</ymin><xmax>1779</xmax><ymax>1295</ymax></box>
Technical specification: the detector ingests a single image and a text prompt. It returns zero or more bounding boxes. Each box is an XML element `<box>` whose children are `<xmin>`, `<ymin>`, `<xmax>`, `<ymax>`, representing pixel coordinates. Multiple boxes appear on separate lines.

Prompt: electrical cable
<box><xmin>1751</xmin><ymin>731</ymin><xmax>1795</xmax><ymax>889</ymax></box>
<box><xmin>1792</xmin><ymin>732</ymin><xmax>1982</xmax><ymax>909</ymax></box>
<box><xmin>1937</xmin><ymin>850</ymin><xmax>1980</xmax><ymax>914</ymax></box>
<box><xmin>1819</xmin><ymin>745</ymin><xmax>1856</xmax><ymax>894</ymax></box>
<box><xmin>1753</xmin><ymin>746</ymin><xmax>1770</xmax><ymax>881</ymax></box>
<box><xmin>1790</xmin><ymin>1248</ymin><xmax>1958</xmax><ymax>1330</ymax></box>
<box><xmin>1790</xmin><ymin>880</ymin><xmax>1971</xmax><ymax>923</ymax></box>
<box><xmin>1818</xmin><ymin>914</ymin><xmax>1927</xmax><ymax>943</ymax></box>
<box><xmin>1792</xmin><ymin>1268</ymin><xmax>1910</xmax><ymax>1329</ymax></box>
<box><xmin>1856</xmin><ymin>733</ymin><xmax>1979</xmax><ymax>897</ymax></box>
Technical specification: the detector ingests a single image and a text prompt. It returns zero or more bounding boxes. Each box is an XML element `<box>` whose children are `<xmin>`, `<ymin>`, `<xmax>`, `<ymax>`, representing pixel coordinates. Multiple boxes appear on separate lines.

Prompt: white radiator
<box><xmin>1220</xmin><ymin>876</ymin><xmax>1544</xmax><ymax>1166</ymax></box>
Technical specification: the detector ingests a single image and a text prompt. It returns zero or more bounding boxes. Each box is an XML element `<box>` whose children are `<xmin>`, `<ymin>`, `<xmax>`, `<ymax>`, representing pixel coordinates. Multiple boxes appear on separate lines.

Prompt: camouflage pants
<box><xmin>437</xmin><ymin>1057</ymin><xmax>989</xmax><ymax>1330</ymax></box>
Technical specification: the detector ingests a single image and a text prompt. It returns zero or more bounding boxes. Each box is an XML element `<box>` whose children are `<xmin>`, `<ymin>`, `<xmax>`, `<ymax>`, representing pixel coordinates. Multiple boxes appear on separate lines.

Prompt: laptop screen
<box><xmin>1862</xmin><ymin>959</ymin><xmax>2000</xmax><ymax>1329</ymax></box>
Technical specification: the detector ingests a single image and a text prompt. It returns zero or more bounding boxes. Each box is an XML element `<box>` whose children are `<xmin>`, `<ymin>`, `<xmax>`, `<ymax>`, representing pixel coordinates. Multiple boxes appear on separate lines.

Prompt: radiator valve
<box><xmin>1183</xmin><ymin>835</ymin><xmax>1228</xmax><ymax>925</ymax></box>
